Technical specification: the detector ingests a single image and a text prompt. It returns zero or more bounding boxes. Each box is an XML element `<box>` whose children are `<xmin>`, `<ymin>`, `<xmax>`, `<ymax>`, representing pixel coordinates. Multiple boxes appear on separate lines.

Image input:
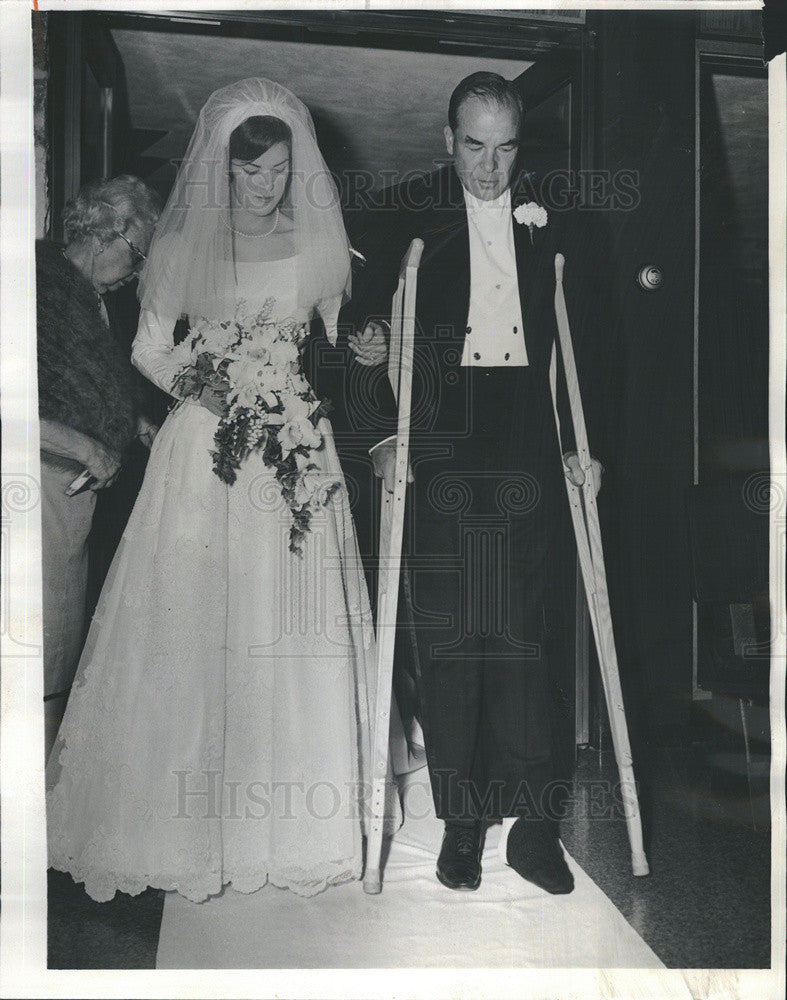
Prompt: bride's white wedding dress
<box><xmin>46</xmin><ymin>258</ymin><xmax>384</xmax><ymax>902</ymax></box>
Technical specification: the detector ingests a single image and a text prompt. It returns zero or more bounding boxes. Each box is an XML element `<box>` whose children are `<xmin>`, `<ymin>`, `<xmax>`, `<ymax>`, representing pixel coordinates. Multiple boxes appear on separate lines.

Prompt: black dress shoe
<box><xmin>505</xmin><ymin>818</ymin><xmax>574</xmax><ymax>895</ymax></box>
<box><xmin>436</xmin><ymin>821</ymin><xmax>483</xmax><ymax>891</ymax></box>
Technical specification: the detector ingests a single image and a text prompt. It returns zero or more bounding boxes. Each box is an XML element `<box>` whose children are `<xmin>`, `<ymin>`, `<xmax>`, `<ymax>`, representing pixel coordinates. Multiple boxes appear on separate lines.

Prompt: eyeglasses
<box><xmin>113</xmin><ymin>230</ymin><xmax>147</xmax><ymax>266</ymax></box>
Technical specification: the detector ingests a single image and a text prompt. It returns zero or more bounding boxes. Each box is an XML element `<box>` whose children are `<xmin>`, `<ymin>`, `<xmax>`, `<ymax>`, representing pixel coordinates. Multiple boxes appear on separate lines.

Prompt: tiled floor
<box><xmin>48</xmin><ymin>724</ymin><xmax>772</xmax><ymax>969</ymax></box>
<box><xmin>561</xmin><ymin>742</ymin><xmax>771</xmax><ymax>968</ymax></box>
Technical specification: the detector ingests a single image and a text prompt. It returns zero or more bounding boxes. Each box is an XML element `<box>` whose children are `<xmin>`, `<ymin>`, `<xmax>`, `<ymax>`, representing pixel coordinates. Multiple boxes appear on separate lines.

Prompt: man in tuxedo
<box><xmin>354</xmin><ymin>72</ymin><xmax>617</xmax><ymax>894</ymax></box>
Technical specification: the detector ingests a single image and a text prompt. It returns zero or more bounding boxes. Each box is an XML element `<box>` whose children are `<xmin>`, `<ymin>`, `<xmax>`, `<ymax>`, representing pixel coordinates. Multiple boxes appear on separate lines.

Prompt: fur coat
<box><xmin>36</xmin><ymin>239</ymin><xmax>136</xmax><ymax>455</ymax></box>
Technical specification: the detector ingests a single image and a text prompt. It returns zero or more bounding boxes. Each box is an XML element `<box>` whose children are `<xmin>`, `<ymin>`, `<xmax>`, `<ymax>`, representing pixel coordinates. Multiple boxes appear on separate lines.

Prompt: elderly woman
<box><xmin>38</xmin><ymin>174</ymin><xmax>160</xmax><ymax>760</ymax></box>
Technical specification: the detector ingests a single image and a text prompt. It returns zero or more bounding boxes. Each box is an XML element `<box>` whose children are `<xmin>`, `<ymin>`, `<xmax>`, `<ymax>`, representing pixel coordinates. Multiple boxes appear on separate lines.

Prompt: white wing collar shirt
<box><xmin>461</xmin><ymin>186</ymin><xmax>529</xmax><ymax>367</ymax></box>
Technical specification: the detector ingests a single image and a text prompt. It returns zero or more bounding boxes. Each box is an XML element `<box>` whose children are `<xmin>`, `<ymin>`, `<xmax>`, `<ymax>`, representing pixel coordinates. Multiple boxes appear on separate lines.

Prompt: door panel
<box><xmin>694</xmin><ymin>44</ymin><xmax>769</xmax><ymax>695</ymax></box>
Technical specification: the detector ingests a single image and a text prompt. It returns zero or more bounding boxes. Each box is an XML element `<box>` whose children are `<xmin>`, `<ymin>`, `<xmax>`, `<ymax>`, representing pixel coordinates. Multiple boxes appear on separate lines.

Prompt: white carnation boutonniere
<box><xmin>513</xmin><ymin>201</ymin><xmax>548</xmax><ymax>245</ymax></box>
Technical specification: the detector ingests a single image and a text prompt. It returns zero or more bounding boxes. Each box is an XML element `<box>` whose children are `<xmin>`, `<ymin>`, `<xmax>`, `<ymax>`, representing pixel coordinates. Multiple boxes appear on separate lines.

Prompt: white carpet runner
<box><xmin>156</xmin><ymin>773</ymin><xmax>663</xmax><ymax>969</ymax></box>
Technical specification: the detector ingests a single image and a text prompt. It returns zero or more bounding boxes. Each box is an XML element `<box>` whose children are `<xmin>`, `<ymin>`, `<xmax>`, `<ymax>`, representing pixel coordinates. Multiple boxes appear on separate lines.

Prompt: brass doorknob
<box><xmin>636</xmin><ymin>264</ymin><xmax>664</xmax><ymax>291</ymax></box>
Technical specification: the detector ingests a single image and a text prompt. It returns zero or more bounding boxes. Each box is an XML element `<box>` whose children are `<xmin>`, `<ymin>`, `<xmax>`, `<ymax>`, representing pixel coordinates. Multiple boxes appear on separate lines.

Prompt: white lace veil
<box><xmin>138</xmin><ymin>78</ymin><xmax>351</xmax><ymax>335</ymax></box>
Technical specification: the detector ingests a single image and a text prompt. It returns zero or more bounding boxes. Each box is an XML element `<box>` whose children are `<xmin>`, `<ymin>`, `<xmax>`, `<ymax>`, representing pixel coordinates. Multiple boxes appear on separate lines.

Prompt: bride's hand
<box><xmin>349</xmin><ymin>322</ymin><xmax>388</xmax><ymax>367</ymax></box>
<box><xmin>198</xmin><ymin>384</ymin><xmax>228</xmax><ymax>417</ymax></box>
<box><xmin>136</xmin><ymin>414</ymin><xmax>159</xmax><ymax>449</ymax></box>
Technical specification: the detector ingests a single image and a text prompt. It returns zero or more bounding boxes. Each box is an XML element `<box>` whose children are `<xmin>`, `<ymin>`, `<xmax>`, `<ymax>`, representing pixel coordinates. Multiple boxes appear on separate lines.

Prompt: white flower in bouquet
<box><xmin>237</xmin><ymin>341</ymin><xmax>271</xmax><ymax>365</ymax></box>
<box><xmin>288</xmin><ymin>370</ymin><xmax>312</xmax><ymax>397</ymax></box>
<box><xmin>257</xmin><ymin>366</ymin><xmax>290</xmax><ymax>395</ymax></box>
<box><xmin>291</xmin><ymin>458</ymin><xmax>339</xmax><ymax>511</ymax></box>
<box><xmin>225</xmin><ymin>356</ymin><xmax>269</xmax><ymax>391</ymax></box>
<box><xmin>196</xmin><ymin>319</ymin><xmax>237</xmax><ymax>357</ymax></box>
<box><xmin>292</xmin><ymin>472</ymin><xmax>316</xmax><ymax>511</ymax></box>
<box><xmin>258</xmin><ymin>390</ymin><xmax>280</xmax><ymax>410</ymax></box>
<box><xmin>279</xmin><ymin>415</ymin><xmax>322</xmax><ymax>458</ymax></box>
<box><xmin>282</xmin><ymin>395</ymin><xmax>313</xmax><ymax>423</ymax></box>
<box><xmin>247</xmin><ymin>323</ymin><xmax>278</xmax><ymax>351</ymax></box>
<box><xmin>169</xmin><ymin>334</ymin><xmax>200</xmax><ymax>368</ymax></box>
<box><xmin>267</xmin><ymin>337</ymin><xmax>300</xmax><ymax>370</ymax></box>
<box><xmin>312</xmin><ymin>471</ymin><xmax>340</xmax><ymax>509</ymax></box>
<box><xmin>232</xmin><ymin>383</ymin><xmax>260</xmax><ymax>410</ymax></box>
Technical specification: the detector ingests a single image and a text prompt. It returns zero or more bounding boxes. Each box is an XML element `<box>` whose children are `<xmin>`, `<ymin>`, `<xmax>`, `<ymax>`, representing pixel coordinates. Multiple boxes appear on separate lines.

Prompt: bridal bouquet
<box><xmin>172</xmin><ymin>298</ymin><xmax>340</xmax><ymax>554</ymax></box>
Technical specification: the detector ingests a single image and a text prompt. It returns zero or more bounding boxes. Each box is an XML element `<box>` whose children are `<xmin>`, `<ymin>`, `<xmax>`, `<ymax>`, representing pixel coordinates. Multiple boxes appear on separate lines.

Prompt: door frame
<box><xmin>47</xmin><ymin>13</ymin><xmax>122</xmax><ymax>240</ymax></box>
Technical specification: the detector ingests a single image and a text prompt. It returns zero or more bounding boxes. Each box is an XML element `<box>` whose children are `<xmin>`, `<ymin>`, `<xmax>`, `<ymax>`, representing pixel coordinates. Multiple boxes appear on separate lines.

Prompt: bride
<box><xmin>46</xmin><ymin>78</ymin><xmax>393</xmax><ymax>903</ymax></box>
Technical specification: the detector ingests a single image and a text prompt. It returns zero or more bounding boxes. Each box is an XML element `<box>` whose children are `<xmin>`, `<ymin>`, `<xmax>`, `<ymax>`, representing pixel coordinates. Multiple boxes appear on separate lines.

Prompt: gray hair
<box><xmin>62</xmin><ymin>174</ymin><xmax>161</xmax><ymax>248</ymax></box>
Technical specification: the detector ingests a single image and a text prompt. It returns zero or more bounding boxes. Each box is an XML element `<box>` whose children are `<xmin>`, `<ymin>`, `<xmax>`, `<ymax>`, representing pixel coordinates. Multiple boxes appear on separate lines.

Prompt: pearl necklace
<box><xmin>225</xmin><ymin>208</ymin><xmax>279</xmax><ymax>239</ymax></box>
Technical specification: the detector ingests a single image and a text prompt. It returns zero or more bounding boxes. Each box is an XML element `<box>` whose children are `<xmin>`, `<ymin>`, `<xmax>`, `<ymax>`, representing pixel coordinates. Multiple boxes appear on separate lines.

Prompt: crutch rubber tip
<box><xmin>632</xmin><ymin>855</ymin><xmax>650</xmax><ymax>877</ymax></box>
<box><xmin>363</xmin><ymin>873</ymin><xmax>382</xmax><ymax>894</ymax></box>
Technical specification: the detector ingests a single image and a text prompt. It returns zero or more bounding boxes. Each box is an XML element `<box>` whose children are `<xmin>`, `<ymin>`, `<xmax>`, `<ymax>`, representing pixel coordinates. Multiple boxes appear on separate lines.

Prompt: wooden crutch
<box><xmin>363</xmin><ymin>237</ymin><xmax>424</xmax><ymax>895</ymax></box>
<box><xmin>550</xmin><ymin>252</ymin><xmax>650</xmax><ymax>877</ymax></box>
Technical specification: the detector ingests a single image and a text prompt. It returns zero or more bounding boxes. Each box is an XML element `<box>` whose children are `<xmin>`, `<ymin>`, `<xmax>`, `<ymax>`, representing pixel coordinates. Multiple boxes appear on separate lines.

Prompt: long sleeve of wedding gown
<box><xmin>132</xmin><ymin>309</ymin><xmax>185</xmax><ymax>398</ymax></box>
<box><xmin>134</xmin><ymin>296</ymin><xmax>343</xmax><ymax>395</ymax></box>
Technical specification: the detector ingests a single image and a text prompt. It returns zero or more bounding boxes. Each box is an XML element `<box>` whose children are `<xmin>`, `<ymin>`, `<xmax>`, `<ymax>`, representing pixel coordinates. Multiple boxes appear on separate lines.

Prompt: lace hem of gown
<box><xmin>47</xmin><ymin>852</ymin><xmax>363</xmax><ymax>903</ymax></box>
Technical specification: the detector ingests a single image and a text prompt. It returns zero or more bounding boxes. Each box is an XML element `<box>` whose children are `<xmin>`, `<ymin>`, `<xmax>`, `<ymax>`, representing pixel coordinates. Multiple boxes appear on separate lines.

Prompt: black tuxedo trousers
<box><xmin>402</xmin><ymin>362</ymin><xmax>565</xmax><ymax>822</ymax></box>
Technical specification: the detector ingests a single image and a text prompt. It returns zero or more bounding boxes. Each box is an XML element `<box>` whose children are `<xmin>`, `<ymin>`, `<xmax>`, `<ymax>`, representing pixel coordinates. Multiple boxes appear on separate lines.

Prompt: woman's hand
<box><xmin>349</xmin><ymin>322</ymin><xmax>388</xmax><ymax>367</ymax></box>
<box><xmin>85</xmin><ymin>442</ymin><xmax>122</xmax><ymax>490</ymax></box>
<box><xmin>198</xmin><ymin>384</ymin><xmax>229</xmax><ymax>417</ymax></box>
<box><xmin>136</xmin><ymin>415</ymin><xmax>159</xmax><ymax>449</ymax></box>
<box><xmin>39</xmin><ymin>419</ymin><xmax>121</xmax><ymax>490</ymax></box>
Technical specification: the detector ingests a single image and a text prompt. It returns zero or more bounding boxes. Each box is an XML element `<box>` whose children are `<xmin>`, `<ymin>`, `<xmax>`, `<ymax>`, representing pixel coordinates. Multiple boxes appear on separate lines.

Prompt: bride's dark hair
<box><xmin>229</xmin><ymin>115</ymin><xmax>292</xmax><ymax>162</ymax></box>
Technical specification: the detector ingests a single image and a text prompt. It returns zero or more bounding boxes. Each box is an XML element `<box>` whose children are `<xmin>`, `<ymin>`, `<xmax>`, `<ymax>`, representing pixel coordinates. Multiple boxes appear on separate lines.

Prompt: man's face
<box><xmin>444</xmin><ymin>96</ymin><xmax>520</xmax><ymax>202</ymax></box>
<box><xmin>91</xmin><ymin>224</ymin><xmax>150</xmax><ymax>294</ymax></box>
